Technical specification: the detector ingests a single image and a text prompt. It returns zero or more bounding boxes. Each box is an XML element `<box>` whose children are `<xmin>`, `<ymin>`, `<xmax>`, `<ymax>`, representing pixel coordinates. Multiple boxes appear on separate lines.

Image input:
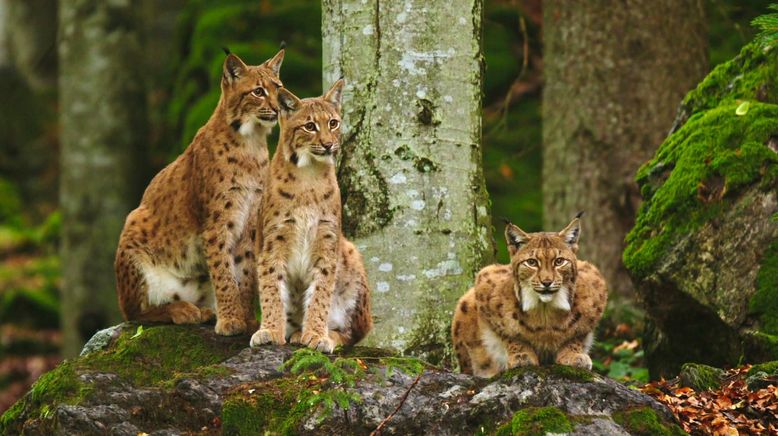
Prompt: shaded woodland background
<box><xmin>0</xmin><ymin>0</ymin><xmax>769</xmax><ymax>414</ymax></box>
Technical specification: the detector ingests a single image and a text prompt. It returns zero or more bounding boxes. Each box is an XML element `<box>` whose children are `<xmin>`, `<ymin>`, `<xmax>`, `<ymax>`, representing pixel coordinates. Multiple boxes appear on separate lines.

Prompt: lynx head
<box><xmin>220</xmin><ymin>49</ymin><xmax>285</xmax><ymax>135</ymax></box>
<box><xmin>276</xmin><ymin>79</ymin><xmax>344</xmax><ymax>167</ymax></box>
<box><xmin>504</xmin><ymin>213</ymin><xmax>583</xmax><ymax>312</ymax></box>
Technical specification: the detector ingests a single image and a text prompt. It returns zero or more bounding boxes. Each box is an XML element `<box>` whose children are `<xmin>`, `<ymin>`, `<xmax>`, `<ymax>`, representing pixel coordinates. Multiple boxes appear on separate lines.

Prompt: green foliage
<box><xmin>592</xmin><ymin>340</ymin><xmax>649</xmax><ymax>384</ymax></box>
<box><xmin>612</xmin><ymin>407</ymin><xmax>687</xmax><ymax>436</ymax></box>
<box><xmin>494</xmin><ymin>407</ymin><xmax>573</xmax><ymax>436</ymax></box>
<box><xmin>752</xmin><ymin>4</ymin><xmax>778</xmax><ymax>46</ymax></box>
<box><xmin>279</xmin><ymin>348</ymin><xmax>364</xmax><ymax>420</ymax></box>
<box><xmin>380</xmin><ymin>356</ymin><xmax>426</xmax><ymax>377</ymax></box>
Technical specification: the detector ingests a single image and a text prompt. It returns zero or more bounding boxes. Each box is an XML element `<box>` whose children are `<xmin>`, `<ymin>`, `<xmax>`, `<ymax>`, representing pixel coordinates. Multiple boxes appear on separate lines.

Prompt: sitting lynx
<box><xmin>452</xmin><ymin>214</ymin><xmax>607</xmax><ymax>377</ymax></box>
<box><xmin>249</xmin><ymin>80</ymin><xmax>372</xmax><ymax>352</ymax></box>
<box><xmin>115</xmin><ymin>50</ymin><xmax>285</xmax><ymax>336</ymax></box>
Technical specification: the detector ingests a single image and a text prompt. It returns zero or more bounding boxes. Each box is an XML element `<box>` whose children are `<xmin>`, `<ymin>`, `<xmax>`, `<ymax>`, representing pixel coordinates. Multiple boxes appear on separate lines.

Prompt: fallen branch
<box><xmin>369</xmin><ymin>372</ymin><xmax>424</xmax><ymax>436</ymax></box>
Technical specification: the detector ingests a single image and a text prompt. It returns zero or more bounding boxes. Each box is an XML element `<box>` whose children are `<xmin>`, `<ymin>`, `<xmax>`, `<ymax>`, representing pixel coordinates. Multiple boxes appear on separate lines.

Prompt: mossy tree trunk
<box><xmin>542</xmin><ymin>0</ymin><xmax>708</xmax><ymax>296</ymax></box>
<box><xmin>58</xmin><ymin>0</ymin><xmax>146</xmax><ymax>357</ymax></box>
<box><xmin>6</xmin><ymin>0</ymin><xmax>57</xmax><ymax>93</ymax></box>
<box><xmin>322</xmin><ymin>0</ymin><xmax>493</xmax><ymax>362</ymax></box>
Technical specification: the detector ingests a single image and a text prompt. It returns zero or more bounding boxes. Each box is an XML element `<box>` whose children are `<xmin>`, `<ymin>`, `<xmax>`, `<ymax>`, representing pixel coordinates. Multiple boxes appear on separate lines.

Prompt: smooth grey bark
<box><xmin>542</xmin><ymin>0</ymin><xmax>708</xmax><ymax>296</ymax></box>
<box><xmin>59</xmin><ymin>0</ymin><xmax>146</xmax><ymax>357</ymax></box>
<box><xmin>322</xmin><ymin>0</ymin><xmax>493</xmax><ymax>362</ymax></box>
<box><xmin>0</xmin><ymin>0</ymin><xmax>8</xmax><ymax>68</ymax></box>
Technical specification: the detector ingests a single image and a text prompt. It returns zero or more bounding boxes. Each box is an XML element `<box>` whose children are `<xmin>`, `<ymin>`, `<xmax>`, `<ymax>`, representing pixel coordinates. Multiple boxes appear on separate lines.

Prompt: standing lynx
<box><xmin>452</xmin><ymin>214</ymin><xmax>607</xmax><ymax>377</ymax></box>
<box><xmin>115</xmin><ymin>50</ymin><xmax>285</xmax><ymax>336</ymax></box>
<box><xmin>249</xmin><ymin>80</ymin><xmax>372</xmax><ymax>352</ymax></box>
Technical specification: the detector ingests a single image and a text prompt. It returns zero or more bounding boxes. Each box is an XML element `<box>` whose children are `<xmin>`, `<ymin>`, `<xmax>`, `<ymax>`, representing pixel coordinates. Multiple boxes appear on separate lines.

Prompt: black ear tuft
<box><xmin>222</xmin><ymin>46</ymin><xmax>231</xmax><ymax>55</ymax></box>
<box><xmin>279</xmin><ymin>40</ymin><xmax>287</xmax><ymax>49</ymax></box>
<box><xmin>500</xmin><ymin>217</ymin><xmax>511</xmax><ymax>225</ymax></box>
<box><xmin>575</xmin><ymin>210</ymin><xmax>585</xmax><ymax>219</ymax></box>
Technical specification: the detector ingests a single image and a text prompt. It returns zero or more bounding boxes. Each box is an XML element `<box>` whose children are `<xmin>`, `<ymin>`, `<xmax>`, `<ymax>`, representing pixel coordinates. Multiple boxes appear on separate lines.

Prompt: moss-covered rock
<box><xmin>613</xmin><ymin>407</ymin><xmax>687</xmax><ymax>436</ymax></box>
<box><xmin>624</xmin><ymin>40</ymin><xmax>778</xmax><ymax>378</ymax></box>
<box><xmin>745</xmin><ymin>360</ymin><xmax>778</xmax><ymax>390</ymax></box>
<box><xmin>678</xmin><ymin>363</ymin><xmax>725</xmax><ymax>391</ymax></box>
<box><xmin>1</xmin><ymin>324</ymin><xmax>681</xmax><ymax>435</ymax></box>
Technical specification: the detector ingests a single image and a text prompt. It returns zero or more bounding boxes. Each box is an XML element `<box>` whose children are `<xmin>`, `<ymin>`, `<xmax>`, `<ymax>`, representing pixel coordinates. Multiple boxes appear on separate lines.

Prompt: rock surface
<box><xmin>624</xmin><ymin>41</ymin><xmax>778</xmax><ymax>378</ymax></box>
<box><xmin>1</xmin><ymin>324</ymin><xmax>682</xmax><ymax>435</ymax></box>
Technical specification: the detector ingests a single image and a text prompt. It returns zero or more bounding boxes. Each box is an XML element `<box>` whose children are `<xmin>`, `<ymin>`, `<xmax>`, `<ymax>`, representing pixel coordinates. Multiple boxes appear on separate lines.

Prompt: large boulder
<box><xmin>624</xmin><ymin>41</ymin><xmax>778</xmax><ymax>378</ymax></box>
<box><xmin>1</xmin><ymin>324</ymin><xmax>682</xmax><ymax>435</ymax></box>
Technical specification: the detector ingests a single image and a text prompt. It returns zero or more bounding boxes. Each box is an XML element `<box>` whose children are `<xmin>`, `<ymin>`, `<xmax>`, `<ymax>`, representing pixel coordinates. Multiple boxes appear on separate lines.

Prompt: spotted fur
<box><xmin>452</xmin><ymin>215</ymin><xmax>607</xmax><ymax>377</ymax></box>
<box><xmin>115</xmin><ymin>50</ymin><xmax>285</xmax><ymax>336</ymax></box>
<box><xmin>249</xmin><ymin>80</ymin><xmax>372</xmax><ymax>353</ymax></box>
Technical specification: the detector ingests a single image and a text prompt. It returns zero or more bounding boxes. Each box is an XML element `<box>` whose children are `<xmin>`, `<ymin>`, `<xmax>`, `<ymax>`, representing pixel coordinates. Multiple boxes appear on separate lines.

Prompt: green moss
<box><xmin>624</xmin><ymin>102</ymin><xmax>778</xmax><ymax>278</ymax></box>
<box><xmin>494</xmin><ymin>407</ymin><xmax>573</xmax><ymax>436</ymax></box>
<box><xmin>612</xmin><ymin>407</ymin><xmax>687</xmax><ymax>436</ymax></box>
<box><xmin>0</xmin><ymin>361</ymin><xmax>91</xmax><ymax>434</ymax></box>
<box><xmin>222</xmin><ymin>378</ymin><xmax>306</xmax><ymax>435</ymax></box>
<box><xmin>80</xmin><ymin>324</ymin><xmax>245</xmax><ymax>386</ymax></box>
<box><xmin>683</xmin><ymin>43</ymin><xmax>777</xmax><ymax>115</ymax></box>
<box><xmin>678</xmin><ymin>363</ymin><xmax>724</xmax><ymax>391</ymax></box>
<box><xmin>747</xmin><ymin>360</ymin><xmax>778</xmax><ymax>378</ymax></box>
<box><xmin>749</xmin><ymin>240</ymin><xmax>778</xmax><ymax>335</ymax></box>
<box><xmin>500</xmin><ymin>364</ymin><xmax>594</xmax><ymax>383</ymax></box>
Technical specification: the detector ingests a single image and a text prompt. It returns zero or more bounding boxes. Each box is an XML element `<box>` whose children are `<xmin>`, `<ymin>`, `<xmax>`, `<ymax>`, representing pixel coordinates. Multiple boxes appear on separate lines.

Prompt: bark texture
<box><xmin>1</xmin><ymin>324</ymin><xmax>683</xmax><ymax>435</ymax></box>
<box><xmin>542</xmin><ymin>0</ymin><xmax>708</xmax><ymax>296</ymax></box>
<box><xmin>322</xmin><ymin>0</ymin><xmax>494</xmax><ymax>361</ymax></box>
<box><xmin>6</xmin><ymin>0</ymin><xmax>57</xmax><ymax>92</ymax></box>
<box><xmin>58</xmin><ymin>0</ymin><xmax>146</xmax><ymax>357</ymax></box>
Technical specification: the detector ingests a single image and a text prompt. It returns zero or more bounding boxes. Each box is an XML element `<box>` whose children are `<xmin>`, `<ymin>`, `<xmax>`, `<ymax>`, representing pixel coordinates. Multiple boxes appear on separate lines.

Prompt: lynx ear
<box><xmin>505</xmin><ymin>222</ymin><xmax>530</xmax><ymax>256</ymax></box>
<box><xmin>558</xmin><ymin>212</ymin><xmax>583</xmax><ymax>252</ymax></box>
<box><xmin>278</xmin><ymin>87</ymin><xmax>302</xmax><ymax>113</ymax></box>
<box><xmin>323</xmin><ymin>79</ymin><xmax>345</xmax><ymax>109</ymax></box>
<box><xmin>263</xmin><ymin>49</ymin><xmax>285</xmax><ymax>77</ymax></box>
<box><xmin>223</xmin><ymin>53</ymin><xmax>248</xmax><ymax>83</ymax></box>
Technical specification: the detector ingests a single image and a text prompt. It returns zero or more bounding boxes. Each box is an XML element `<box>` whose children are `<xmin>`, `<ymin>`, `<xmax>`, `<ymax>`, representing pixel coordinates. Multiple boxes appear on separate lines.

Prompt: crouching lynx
<box><xmin>452</xmin><ymin>214</ymin><xmax>607</xmax><ymax>377</ymax></box>
<box><xmin>250</xmin><ymin>80</ymin><xmax>372</xmax><ymax>352</ymax></box>
<box><xmin>115</xmin><ymin>50</ymin><xmax>285</xmax><ymax>336</ymax></box>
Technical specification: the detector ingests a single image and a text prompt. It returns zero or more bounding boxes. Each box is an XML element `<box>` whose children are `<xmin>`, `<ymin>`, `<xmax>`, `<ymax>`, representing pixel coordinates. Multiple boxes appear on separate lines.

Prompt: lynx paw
<box><xmin>288</xmin><ymin>331</ymin><xmax>302</xmax><ymax>344</ymax></box>
<box><xmin>215</xmin><ymin>317</ymin><xmax>247</xmax><ymax>336</ymax></box>
<box><xmin>558</xmin><ymin>353</ymin><xmax>592</xmax><ymax>370</ymax></box>
<box><xmin>199</xmin><ymin>308</ymin><xmax>215</xmax><ymax>323</ymax></box>
<box><xmin>170</xmin><ymin>302</ymin><xmax>203</xmax><ymax>324</ymax></box>
<box><xmin>250</xmin><ymin>328</ymin><xmax>286</xmax><ymax>347</ymax></box>
<box><xmin>509</xmin><ymin>352</ymin><xmax>539</xmax><ymax>367</ymax></box>
<box><xmin>300</xmin><ymin>331</ymin><xmax>336</xmax><ymax>353</ymax></box>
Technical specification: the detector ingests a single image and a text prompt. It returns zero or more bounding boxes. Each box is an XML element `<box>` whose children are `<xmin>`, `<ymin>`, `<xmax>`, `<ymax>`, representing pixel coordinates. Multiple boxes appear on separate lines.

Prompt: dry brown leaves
<box><xmin>641</xmin><ymin>366</ymin><xmax>777</xmax><ymax>435</ymax></box>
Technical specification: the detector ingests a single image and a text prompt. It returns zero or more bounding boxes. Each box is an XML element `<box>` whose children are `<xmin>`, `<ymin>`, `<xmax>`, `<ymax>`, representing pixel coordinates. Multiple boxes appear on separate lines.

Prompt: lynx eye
<box><xmin>303</xmin><ymin>122</ymin><xmax>317</xmax><ymax>132</ymax></box>
<box><xmin>554</xmin><ymin>258</ymin><xmax>567</xmax><ymax>267</ymax></box>
<box><xmin>525</xmin><ymin>259</ymin><xmax>538</xmax><ymax>267</ymax></box>
<box><xmin>329</xmin><ymin>119</ymin><xmax>340</xmax><ymax>130</ymax></box>
<box><xmin>251</xmin><ymin>87</ymin><xmax>266</xmax><ymax>97</ymax></box>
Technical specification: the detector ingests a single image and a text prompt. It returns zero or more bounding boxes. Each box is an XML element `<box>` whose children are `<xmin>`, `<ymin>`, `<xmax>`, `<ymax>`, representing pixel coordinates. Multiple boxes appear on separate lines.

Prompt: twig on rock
<box><xmin>370</xmin><ymin>372</ymin><xmax>424</xmax><ymax>436</ymax></box>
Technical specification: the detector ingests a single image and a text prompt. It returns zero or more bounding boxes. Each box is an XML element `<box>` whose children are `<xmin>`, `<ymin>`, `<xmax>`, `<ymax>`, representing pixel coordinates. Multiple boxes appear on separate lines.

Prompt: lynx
<box><xmin>115</xmin><ymin>50</ymin><xmax>285</xmax><ymax>336</ymax></box>
<box><xmin>452</xmin><ymin>214</ymin><xmax>607</xmax><ymax>377</ymax></box>
<box><xmin>249</xmin><ymin>80</ymin><xmax>372</xmax><ymax>353</ymax></box>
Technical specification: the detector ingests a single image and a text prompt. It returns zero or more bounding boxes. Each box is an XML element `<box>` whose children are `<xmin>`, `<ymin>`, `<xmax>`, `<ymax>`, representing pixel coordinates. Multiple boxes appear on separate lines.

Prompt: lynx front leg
<box><xmin>250</xmin><ymin>238</ymin><xmax>290</xmax><ymax>347</ymax></box>
<box><xmin>203</xmin><ymin>196</ymin><xmax>249</xmax><ymax>336</ymax></box>
<box><xmin>555</xmin><ymin>333</ymin><xmax>593</xmax><ymax>370</ymax></box>
<box><xmin>299</xmin><ymin>223</ymin><xmax>339</xmax><ymax>353</ymax></box>
<box><xmin>506</xmin><ymin>340</ymin><xmax>540</xmax><ymax>368</ymax></box>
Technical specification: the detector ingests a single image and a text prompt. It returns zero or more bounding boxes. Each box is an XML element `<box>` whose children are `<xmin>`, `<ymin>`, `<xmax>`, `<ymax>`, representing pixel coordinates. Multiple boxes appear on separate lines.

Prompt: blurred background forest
<box><xmin>0</xmin><ymin>0</ymin><xmax>770</xmax><ymax>413</ymax></box>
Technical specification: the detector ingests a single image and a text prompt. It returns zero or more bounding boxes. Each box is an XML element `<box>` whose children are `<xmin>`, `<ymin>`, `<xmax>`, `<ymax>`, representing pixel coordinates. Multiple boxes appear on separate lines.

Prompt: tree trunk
<box><xmin>6</xmin><ymin>0</ymin><xmax>57</xmax><ymax>92</ymax></box>
<box><xmin>59</xmin><ymin>0</ymin><xmax>146</xmax><ymax>357</ymax></box>
<box><xmin>542</xmin><ymin>0</ymin><xmax>708</xmax><ymax>297</ymax></box>
<box><xmin>322</xmin><ymin>0</ymin><xmax>493</xmax><ymax>363</ymax></box>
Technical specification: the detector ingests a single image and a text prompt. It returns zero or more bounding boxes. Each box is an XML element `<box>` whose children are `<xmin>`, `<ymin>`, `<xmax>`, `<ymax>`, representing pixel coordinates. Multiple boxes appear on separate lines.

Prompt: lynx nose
<box><xmin>322</xmin><ymin>142</ymin><xmax>334</xmax><ymax>150</ymax></box>
<box><xmin>541</xmin><ymin>280</ymin><xmax>553</xmax><ymax>288</ymax></box>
